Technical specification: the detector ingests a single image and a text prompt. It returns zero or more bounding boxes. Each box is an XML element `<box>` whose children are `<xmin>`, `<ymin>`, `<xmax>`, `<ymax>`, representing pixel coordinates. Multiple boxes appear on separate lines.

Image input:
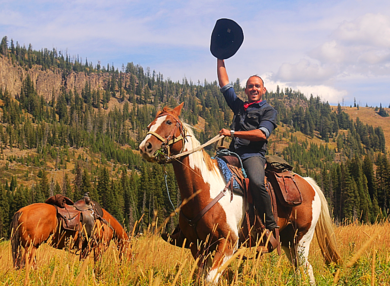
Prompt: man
<box><xmin>217</xmin><ymin>58</ymin><xmax>278</xmax><ymax>233</ymax></box>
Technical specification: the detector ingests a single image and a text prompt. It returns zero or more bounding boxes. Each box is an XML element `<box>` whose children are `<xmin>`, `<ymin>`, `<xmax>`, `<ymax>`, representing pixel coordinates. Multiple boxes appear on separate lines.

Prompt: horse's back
<box><xmin>16</xmin><ymin>203</ymin><xmax>58</xmax><ymax>246</ymax></box>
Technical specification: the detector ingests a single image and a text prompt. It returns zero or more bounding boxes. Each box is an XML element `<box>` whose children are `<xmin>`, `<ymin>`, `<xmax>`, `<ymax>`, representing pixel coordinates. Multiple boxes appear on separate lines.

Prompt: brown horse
<box><xmin>139</xmin><ymin>103</ymin><xmax>341</xmax><ymax>284</ymax></box>
<box><xmin>11</xmin><ymin>203</ymin><xmax>130</xmax><ymax>269</ymax></box>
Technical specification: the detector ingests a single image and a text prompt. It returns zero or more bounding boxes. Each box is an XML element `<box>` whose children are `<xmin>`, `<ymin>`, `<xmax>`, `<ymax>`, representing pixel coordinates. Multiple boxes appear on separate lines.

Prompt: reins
<box><xmin>169</xmin><ymin>133</ymin><xmax>225</xmax><ymax>160</ymax></box>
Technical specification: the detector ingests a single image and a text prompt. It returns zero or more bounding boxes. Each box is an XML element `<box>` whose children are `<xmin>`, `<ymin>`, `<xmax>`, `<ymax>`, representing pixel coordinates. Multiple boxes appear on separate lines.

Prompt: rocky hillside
<box><xmin>0</xmin><ymin>55</ymin><xmax>129</xmax><ymax>101</ymax></box>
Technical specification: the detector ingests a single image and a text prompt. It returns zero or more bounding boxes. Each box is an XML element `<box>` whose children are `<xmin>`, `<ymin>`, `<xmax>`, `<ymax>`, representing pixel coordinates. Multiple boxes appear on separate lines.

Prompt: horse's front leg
<box><xmin>205</xmin><ymin>238</ymin><xmax>235</xmax><ymax>284</ymax></box>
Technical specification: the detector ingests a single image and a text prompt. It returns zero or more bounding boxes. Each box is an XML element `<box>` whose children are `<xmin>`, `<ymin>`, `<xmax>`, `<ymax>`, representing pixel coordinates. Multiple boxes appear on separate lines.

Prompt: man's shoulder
<box><xmin>258</xmin><ymin>101</ymin><xmax>277</xmax><ymax>113</ymax></box>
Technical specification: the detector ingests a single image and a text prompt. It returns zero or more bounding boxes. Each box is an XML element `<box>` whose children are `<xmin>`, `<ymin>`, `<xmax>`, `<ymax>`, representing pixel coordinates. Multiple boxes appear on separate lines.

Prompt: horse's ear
<box><xmin>173</xmin><ymin>102</ymin><xmax>184</xmax><ymax>116</ymax></box>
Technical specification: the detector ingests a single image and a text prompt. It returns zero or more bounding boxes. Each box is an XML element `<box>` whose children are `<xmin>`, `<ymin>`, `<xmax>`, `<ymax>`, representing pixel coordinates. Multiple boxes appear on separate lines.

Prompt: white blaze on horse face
<box><xmin>139</xmin><ymin>115</ymin><xmax>167</xmax><ymax>151</ymax></box>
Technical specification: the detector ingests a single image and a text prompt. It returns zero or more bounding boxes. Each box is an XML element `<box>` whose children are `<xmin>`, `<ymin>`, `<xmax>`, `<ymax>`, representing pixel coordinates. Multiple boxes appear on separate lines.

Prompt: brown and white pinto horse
<box><xmin>11</xmin><ymin>204</ymin><xmax>130</xmax><ymax>268</ymax></box>
<box><xmin>139</xmin><ymin>103</ymin><xmax>341</xmax><ymax>284</ymax></box>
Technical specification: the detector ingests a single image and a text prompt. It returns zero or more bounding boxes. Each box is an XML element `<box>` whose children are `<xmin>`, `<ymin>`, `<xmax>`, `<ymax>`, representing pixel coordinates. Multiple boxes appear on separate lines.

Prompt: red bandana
<box><xmin>243</xmin><ymin>100</ymin><xmax>262</xmax><ymax>111</ymax></box>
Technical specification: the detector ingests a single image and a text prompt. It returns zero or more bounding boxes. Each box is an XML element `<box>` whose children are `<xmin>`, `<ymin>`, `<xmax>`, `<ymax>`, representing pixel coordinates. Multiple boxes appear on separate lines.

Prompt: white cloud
<box><xmin>275</xmin><ymin>59</ymin><xmax>335</xmax><ymax>83</ymax></box>
<box><xmin>309</xmin><ymin>41</ymin><xmax>346</xmax><ymax>64</ymax></box>
<box><xmin>260</xmin><ymin>73</ymin><xmax>347</xmax><ymax>104</ymax></box>
<box><xmin>358</xmin><ymin>50</ymin><xmax>390</xmax><ymax>65</ymax></box>
<box><xmin>334</xmin><ymin>13</ymin><xmax>390</xmax><ymax>48</ymax></box>
<box><xmin>295</xmin><ymin>85</ymin><xmax>348</xmax><ymax>104</ymax></box>
<box><xmin>272</xmin><ymin>11</ymin><xmax>390</xmax><ymax>94</ymax></box>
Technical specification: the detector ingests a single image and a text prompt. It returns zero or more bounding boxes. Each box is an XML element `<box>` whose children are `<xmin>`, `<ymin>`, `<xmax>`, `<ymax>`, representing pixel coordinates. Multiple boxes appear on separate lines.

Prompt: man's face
<box><xmin>245</xmin><ymin>76</ymin><xmax>266</xmax><ymax>103</ymax></box>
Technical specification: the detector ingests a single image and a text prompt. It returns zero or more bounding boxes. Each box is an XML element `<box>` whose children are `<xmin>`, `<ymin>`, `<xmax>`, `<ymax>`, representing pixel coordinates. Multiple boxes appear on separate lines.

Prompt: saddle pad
<box><xmin>45</xmin><ymin>194</ymin><xmax>74</xmax><ymax>208</ymax></box>
<box><xmin>216</xmin><ymin>157</ymin><xmax>241</xmax><ymax>190</ymax></box>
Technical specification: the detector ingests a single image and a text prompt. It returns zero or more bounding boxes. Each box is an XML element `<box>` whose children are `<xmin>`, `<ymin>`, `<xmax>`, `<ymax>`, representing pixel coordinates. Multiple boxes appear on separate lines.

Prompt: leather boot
<box><xmin>161</xmin><ymin>224</ymin><xmax>191</xmax><ymax>248</ymax></box>
<box><xmin>253</xmin><ymin>227</ymin><xmax>279</xmax><ymax>254</ymax></box>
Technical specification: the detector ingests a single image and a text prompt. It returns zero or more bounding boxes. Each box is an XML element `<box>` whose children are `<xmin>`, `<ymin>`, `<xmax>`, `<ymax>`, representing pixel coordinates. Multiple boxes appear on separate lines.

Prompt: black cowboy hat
<box><xmin>210</xmin><ymin>18</ymin><xmax>244</xmax><ymax>60</ymax></box>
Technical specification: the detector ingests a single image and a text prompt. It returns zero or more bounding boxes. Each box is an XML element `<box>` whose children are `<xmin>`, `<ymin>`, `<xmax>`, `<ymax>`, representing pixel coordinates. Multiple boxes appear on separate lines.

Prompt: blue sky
<box><xmin>1</xmin><ymin>0</ymin><xmax>390</xmax><ymax>107</ymax></box>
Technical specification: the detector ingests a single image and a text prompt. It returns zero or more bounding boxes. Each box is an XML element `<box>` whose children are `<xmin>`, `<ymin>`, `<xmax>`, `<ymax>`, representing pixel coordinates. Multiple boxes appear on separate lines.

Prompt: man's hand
<box><xmin>219</xmin><ymin>128</ymin><xmax>231</xmax><ymax>137</ymax></box>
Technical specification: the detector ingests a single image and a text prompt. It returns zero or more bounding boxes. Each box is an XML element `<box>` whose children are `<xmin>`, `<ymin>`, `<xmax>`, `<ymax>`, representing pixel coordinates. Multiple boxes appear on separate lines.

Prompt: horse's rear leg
<box><xmin>11</xmin><ymin>212</ymin><xmax>23</xmax><ymax>269</ymax></box>
<box><xmin>281</xmin><ymin>224</ymin><xmax>316</xmax><ymax>285</ymax></box>
<box><xmin>296</xmin><ymin>229</ymin><xmax>316</xmax><ymax>285</ymax></box>
<box><xmin>24</xmin><ymin>245</ymin><xmax>38</xmax><ymax>269</ymax></box>
<box><xmin>13</xmin><ymin>245</ymin><xmax>23</xmax><ymax>269</ymax></box>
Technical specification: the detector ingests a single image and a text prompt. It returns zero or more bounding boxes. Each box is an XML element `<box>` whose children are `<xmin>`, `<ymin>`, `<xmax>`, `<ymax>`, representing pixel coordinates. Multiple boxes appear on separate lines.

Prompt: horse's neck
<box><xmin>172</xmin><ymin>150</ymin><xmax>220</xmax><ymax>201</ymax></box>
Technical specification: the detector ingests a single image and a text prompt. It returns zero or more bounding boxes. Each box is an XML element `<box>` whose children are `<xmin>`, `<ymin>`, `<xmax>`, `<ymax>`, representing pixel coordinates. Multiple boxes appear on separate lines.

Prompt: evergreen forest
<box><xmin>0</xmin><ymin>36</ymin><xmax>389</xmax><ymax>239</ymax></box>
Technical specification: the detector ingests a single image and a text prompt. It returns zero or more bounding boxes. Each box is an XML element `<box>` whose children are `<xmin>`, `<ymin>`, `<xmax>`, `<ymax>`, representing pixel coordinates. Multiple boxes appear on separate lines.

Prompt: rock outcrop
<box><xmin>0</xmin><ymin>55</ymin><xmax>115</xmax><ymax>100</ymax></box>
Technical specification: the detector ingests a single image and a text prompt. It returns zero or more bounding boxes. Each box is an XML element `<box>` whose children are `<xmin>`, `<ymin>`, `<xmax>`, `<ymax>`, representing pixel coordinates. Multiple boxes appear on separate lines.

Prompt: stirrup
<box><xmin>264</xmin><ymin>229</ymin><xmax>279</xmax><ymax>253</ymax></box>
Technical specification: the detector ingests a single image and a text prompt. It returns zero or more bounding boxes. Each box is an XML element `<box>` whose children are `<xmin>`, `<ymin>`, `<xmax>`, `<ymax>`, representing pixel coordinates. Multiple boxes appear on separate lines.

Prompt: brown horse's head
<box><xmin>139</xmin><ymin>103</ymin><xmax>186</xmax><ymax>163</ymax></box>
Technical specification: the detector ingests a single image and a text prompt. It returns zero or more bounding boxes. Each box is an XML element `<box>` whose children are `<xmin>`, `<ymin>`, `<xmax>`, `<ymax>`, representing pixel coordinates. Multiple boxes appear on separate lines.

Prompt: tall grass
<box><xmin>1</xmin><ymin>221</ymin><xmax>389</xmax><ymax>285</ymax></box>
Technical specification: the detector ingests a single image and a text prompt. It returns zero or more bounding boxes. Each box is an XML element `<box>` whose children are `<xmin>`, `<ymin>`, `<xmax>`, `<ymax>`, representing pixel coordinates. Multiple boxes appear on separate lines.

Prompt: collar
<box><xmin>243</xmin><ymin>100</ymin><xmax>262</xmax><ymax>111</ymax></box>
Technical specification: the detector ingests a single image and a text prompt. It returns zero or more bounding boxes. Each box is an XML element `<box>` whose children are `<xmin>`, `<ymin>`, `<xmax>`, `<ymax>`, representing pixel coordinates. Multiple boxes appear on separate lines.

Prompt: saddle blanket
<box><xmin>216</xmin><ymin>157</ymin><xmax>242</xmax><ymax>190</ymax></box>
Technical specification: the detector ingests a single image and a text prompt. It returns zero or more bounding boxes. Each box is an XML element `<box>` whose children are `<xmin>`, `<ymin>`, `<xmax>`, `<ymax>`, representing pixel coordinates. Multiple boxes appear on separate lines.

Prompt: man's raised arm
<box><xmin>217</xmin><ymin>59</ymin><xmax>229</xmax><ymax>88</ymax></box>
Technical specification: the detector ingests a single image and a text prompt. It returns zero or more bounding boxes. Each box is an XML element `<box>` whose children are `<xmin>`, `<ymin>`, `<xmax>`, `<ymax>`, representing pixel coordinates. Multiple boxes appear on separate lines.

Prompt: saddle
<box><xmin>218</xmin><ymin>153</ymin><xmax>302</xmax><ymax>253</ymax></box>
<box><xmin>45</xmin><ymin>193</ymin><xmax>103</xmax><ymax>239</ymax></box>
<box><xmin>219</xmin><ymin>154</ymin><xmax>302</xmax><ymax>207</ymax></box>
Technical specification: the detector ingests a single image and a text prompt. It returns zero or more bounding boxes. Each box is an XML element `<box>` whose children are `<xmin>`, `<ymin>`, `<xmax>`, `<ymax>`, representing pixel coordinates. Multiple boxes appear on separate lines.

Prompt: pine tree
<box><xmin>127</xmin><ymin>169</ymin><xmax>139</xmax><ymax>232</ymax></box>
<box><xmin>80</xmin><ymin>169</ymin><xmax>93</xmax><ymax>198</ymax></box>
<box><xmin>39</xmin><ymin>170</ymin><xmax>50</xmax><ymax>199</ymax></box>
<box><xmin>62</xmin><ymin>173</ymin><xmax>73</xmax><ymax>200</ymax></box>
<box><xmin>110</xmin><ymin>179</ymin><xmax>124</xmax><ymax>223</ymax></box>
<box><xmin>0</xmin><ymin>186</ymin><xmax>10</xmax><ymax>238</ymax></box>
<box><xmin>73</xmin><ymin>161</ymin><xmax>83</xmax><ymax>199</ymax></box>
<box><xmin>97</xmin><ymin>168</ymin><xmax>110</xmax><ymax>210</ymax></box>
<box><xmin>0</xmin><ymin>36</ymin><xmax>8</xmax><ymax>56</ymax></box>
<box><xmin>341</xmin><ymin>165</ymin><xmax>357</xmax><ymax>222</ymax></box>
<box><xmin>362</xmin><ymin>155</ymin><xmax>377</xmax><ymax>200</ymax></box>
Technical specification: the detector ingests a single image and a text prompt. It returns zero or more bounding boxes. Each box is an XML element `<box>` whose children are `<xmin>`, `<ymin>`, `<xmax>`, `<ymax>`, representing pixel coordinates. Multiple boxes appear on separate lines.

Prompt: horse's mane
<box><xmin>182</xmin><ymin>123</ymin><xmax>218</xmax><ymax>173</ymax></box>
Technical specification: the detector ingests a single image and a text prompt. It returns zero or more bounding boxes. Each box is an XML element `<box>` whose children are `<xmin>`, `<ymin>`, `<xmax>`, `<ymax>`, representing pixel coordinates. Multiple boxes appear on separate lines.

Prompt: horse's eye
<box><xmin>166</xmin><ymin>120</ymin><xmax>172</xmax><ymax>125</ymax></box>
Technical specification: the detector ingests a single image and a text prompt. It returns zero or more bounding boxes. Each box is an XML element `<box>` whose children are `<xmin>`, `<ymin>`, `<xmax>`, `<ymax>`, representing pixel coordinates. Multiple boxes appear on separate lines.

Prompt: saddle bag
<box><xmin>267</xmin><ymin>171</ymin><xmax>302</xmax><ymax>207</ymax></box>
<box><xmin>265</xmin><ymin>155</ymin><xmax>293</xmax><ymax>173</ymax></box>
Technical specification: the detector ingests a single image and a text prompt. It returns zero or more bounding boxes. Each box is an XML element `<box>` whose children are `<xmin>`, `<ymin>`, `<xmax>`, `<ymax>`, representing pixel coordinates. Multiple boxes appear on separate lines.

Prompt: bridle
<box><xmin>146</xmin><ymin>111</ymin><xmax>187</xmax><ymax>163</ymax></box>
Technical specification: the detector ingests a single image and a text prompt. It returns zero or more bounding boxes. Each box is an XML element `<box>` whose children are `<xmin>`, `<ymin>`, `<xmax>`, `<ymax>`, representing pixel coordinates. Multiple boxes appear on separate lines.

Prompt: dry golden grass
<box><xmin>1</xmin><ymin>221</ymin><xmax>389</xmax><ymax>285</ymax></box>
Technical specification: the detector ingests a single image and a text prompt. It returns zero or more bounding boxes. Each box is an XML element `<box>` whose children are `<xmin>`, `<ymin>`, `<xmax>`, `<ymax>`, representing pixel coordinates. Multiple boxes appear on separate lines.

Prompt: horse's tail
<box><xmin>306</xmin><ymin>177</ymin><xmax>342</xmax><ymax>265</ymax></box>
<box><xmin>10</xmin><ymin>211</ymin><xmax>22</xmax><ymax>268</ymax></box>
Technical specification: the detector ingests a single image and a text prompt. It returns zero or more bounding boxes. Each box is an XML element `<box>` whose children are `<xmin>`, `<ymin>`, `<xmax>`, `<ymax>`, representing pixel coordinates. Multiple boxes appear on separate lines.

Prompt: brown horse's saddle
<box><xmin>45</xmin><ymin>193</ymin><xmax>103</xmax><ymax>237</ymax></box>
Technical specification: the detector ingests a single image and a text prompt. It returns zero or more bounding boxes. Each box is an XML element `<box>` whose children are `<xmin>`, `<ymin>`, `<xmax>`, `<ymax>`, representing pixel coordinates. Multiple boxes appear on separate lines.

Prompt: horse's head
<box><xmin>139</xmin><ymin>103</ymin><xmax>186</xmax><ymax>163</ymax></box>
